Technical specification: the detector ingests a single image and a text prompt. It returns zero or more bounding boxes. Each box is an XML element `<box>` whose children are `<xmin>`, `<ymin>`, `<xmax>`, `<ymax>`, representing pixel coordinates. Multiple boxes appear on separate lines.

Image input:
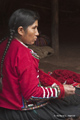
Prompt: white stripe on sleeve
<box><xmin>41</xmin><ymin>86</ymin><xmax>46</xmax><ymax>98</ymax></box>
<box><xmin>50</xmin><ymin>88</ymin><xmax>53</xmax><ymax>97</ymax></box>
<box><xmin>45</xmin><ymin>87</ymin><xmax>49</xmax><ymax>98</ymax></box>
<box><xmin>54</xmin><ymin>88</ymin><xmax>58</xmax><ymax>97</ymax></box>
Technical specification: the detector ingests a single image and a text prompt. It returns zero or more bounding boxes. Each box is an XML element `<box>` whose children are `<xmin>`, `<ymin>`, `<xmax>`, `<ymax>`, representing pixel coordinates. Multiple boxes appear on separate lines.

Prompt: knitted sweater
<box><xmin>0</xmin><ymin>39</ymin><xmax>64</xmax><ymax>110</ymax></box>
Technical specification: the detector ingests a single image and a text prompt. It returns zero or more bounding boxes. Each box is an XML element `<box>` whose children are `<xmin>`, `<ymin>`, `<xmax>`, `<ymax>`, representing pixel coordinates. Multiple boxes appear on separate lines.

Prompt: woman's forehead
<box><xmin>31</xmin><ymin>20</ymin><xmax>38</xmax><ymax>27</ymax></box>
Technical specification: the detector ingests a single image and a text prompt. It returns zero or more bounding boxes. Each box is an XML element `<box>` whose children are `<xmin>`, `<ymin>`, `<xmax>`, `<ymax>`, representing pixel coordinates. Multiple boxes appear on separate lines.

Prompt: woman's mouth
<box><xmin>34</xmin><ymin>37</ymin><xmax>37</xmax><ymax>41</ymax></box>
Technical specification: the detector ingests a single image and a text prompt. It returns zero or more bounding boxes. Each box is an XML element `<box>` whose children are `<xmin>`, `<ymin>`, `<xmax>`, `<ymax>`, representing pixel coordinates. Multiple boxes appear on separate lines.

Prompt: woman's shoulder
<box><xmin>8</xmin><ymin>39</ymin><xmax>31</xmax><ymax>58</ymax></box>
<box><xmin>11</xmin><ymin>39</ymin><xmax>28</xmax><ymax>49</ymax></box>
<box><xmin>10</xmin><ymin>39</ymin><xmax>31</xmax><ymax>53</ymax></box>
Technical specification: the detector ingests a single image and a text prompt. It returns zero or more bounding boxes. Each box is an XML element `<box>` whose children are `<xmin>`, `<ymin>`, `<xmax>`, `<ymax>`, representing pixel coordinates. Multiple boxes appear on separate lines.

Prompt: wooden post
<box><xmin>51</xmin><ymin>0</ymin><xmax>59</xmax><ymax>56</ymax></box>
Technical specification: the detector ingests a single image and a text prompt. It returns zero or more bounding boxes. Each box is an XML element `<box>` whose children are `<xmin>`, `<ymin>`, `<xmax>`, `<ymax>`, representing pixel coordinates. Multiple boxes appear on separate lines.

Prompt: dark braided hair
<box><xmin>0</xmin><ymin>36</ymin><xmax>8</xmax><ymax>44</ymax></box>
<box><xmin>0</xmin><ymin>30</ymin><xmax>15</xmax><ymax>91</ymax></box>
<box><xmin>0</xmin><ymin>9</ymin><xmax>39</xmax><ymax>91</ymax></box>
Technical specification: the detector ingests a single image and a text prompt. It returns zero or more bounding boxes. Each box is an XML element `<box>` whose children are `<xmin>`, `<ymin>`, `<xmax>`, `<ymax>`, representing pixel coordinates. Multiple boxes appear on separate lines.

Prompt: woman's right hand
<box><xmin>63</xmin><ymin>84</ymin><xmax>75</xmax><ymax>97</ymax></box>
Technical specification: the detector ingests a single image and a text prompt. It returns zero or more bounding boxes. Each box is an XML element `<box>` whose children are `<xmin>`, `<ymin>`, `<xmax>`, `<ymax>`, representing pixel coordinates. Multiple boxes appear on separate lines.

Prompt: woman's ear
<box><xmin>17</xmin><ymin>26</ymin><xmax>24</xmax><ymax>36</ymax></box>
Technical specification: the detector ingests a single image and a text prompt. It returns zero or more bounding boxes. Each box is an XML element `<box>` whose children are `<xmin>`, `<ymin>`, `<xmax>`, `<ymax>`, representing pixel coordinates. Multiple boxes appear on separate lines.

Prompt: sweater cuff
<box><xmin>58</xmin><ymin>84</ymin><xmax>65</xmax><ymax>98</ymax></box>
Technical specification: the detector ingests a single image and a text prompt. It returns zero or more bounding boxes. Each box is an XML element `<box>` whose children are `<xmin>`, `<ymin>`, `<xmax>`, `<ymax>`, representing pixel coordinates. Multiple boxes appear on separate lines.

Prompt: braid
<box><xmin>0</xmin><ymin>29</ymin><xmax>15</xmax><ymax>91</ymax></box>
<box><xmin>0</xmin><ymin>36</ymin><xmax>8</xmax><ymax>44</ymax></box>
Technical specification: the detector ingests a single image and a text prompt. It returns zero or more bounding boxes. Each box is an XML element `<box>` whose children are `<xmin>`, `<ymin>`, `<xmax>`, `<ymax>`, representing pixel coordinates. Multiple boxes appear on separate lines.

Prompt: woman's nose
<box><xmin>35</xmin><ymin>29</ymin><xmax>39</xmax><ymax>36</ymax></box>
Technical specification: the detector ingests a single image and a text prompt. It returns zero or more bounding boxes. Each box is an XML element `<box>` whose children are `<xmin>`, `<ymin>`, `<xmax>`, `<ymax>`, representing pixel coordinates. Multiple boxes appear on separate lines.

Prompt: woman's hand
<box><xmin>63</xmin><ymin>84</ymin><xmax>75</xmax><ymax>97</ymax></box>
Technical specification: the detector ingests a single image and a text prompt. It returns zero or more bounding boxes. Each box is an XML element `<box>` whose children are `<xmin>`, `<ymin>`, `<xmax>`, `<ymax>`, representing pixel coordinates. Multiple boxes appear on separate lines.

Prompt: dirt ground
<box><xmin>39</xmin><ymin>42</ymin><xmax>80</xmax><ymax>74</ymax></box>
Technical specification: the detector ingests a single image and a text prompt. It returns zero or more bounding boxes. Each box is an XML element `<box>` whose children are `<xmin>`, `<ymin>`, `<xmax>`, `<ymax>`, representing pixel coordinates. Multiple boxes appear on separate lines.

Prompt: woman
<box><xmin>0</xmin><ymin>9</ymin><xmax>80</xmax><ymax>120</ymax></box>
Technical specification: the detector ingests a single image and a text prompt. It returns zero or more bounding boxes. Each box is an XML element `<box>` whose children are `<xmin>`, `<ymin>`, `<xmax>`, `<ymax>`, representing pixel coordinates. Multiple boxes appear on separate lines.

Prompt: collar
<box><xmin>16</xmin><ymin>39</ymin><xmax>28</xmax><ymax>48</ymax></box>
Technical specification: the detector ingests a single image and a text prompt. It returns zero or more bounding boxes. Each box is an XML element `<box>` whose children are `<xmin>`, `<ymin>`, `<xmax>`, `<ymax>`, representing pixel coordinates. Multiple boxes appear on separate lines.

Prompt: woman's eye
<box><xmin>33</xmin><ymin>26</ymin><xmax>38</xmax><ymax>29</ymax></box>
<box><xmin>33</xmin><ymin>27</ymin><xmax>36</xmax><ymax>29</ymax></box>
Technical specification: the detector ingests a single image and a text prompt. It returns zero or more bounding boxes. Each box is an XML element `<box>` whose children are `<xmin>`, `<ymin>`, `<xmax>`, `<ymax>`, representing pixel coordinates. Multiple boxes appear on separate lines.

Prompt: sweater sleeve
<box><xmin>17</xmin><ymin>48</ymin><xmax>64</xmax><ymax>101</ymax></box>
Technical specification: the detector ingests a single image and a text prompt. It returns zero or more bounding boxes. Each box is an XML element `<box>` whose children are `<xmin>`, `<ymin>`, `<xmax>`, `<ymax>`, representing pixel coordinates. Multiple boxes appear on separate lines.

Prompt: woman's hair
<box><xmin>0</xmin><ymin>9</ymin><xmax>39</xmax><ymax>91</ymax></box>
<box><xmin>9</xmin><ymin>9</ymin><xmax>39</xmax><ymax>35</ymax></box>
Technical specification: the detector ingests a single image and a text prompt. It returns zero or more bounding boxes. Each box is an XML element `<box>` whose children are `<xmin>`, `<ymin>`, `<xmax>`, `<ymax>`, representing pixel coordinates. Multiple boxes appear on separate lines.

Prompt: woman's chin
<box><xmin>28</xmin><ymin>42</ymin><xmax>35</xmax><ymax>45</ymax></box>
<box><xmin>32</xmin><ymin>41</ymin><xmax>36</xmax><ymax>44</ymax></box>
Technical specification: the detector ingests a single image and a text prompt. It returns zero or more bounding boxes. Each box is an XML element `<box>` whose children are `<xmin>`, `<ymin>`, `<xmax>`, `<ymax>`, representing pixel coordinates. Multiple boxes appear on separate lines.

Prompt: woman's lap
<box><xmin>0</xmin><ymin>95</ymin><xmax>80</xmax><ymax>120</ymax></box>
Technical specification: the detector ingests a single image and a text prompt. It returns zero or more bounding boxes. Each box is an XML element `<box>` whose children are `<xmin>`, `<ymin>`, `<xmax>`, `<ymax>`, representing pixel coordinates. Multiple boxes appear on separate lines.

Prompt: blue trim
<box><xmin>31</xmin><ymin>96</ymin><xmax>57</xmax><ymax>99</ymax></box>
<box><xmin>21</xmin><ymin>95</ymin><xmax>25</xmax><ymax>108</ymax></box>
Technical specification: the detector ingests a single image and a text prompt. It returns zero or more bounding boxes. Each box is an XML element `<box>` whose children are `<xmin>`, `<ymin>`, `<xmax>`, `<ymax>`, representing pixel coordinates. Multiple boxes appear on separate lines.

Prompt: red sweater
<box><xmin>0</xmin><ymin>39</ymin><xmax>64</xmax><ymax>110</ymax></box>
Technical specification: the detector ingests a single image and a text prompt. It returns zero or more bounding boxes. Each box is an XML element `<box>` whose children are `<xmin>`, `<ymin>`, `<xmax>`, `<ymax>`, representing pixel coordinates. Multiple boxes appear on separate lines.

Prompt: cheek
<box><xmin>26</xmin><ymin>28</ymin><xmax>35</xmax><ymax>40</ymax></box>
<box><xmin>27</xmin><ymin>31</ymin><xmax>34</xmax><ymax>38</ymax></box>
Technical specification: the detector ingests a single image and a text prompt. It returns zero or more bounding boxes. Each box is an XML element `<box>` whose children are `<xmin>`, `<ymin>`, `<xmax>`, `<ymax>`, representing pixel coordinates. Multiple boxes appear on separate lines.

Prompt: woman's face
<box><xmin>21</xmin><ymin>20</ymin><xmax>39</xmax><ymax>45</ymax></box>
